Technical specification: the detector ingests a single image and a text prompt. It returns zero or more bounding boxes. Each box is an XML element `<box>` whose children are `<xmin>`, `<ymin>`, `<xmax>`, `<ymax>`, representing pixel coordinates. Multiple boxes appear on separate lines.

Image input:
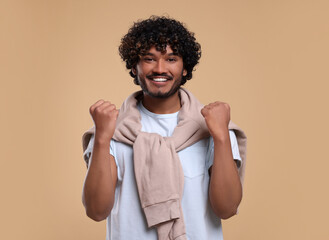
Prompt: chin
<box><xmin>145</xmin><ymin>91</ymin><xmax>173</xmax><ymax>99</ymax></box>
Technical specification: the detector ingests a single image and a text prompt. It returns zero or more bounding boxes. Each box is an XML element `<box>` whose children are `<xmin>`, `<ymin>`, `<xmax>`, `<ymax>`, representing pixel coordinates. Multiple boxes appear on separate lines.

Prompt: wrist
<box><xmin>212</xmin><ymin>129</ymin><xmax>230</xmax><ymax>143</ymax></box>
<box><xmin>94</xmin><ymin>133</ymin><xmax>112</xmax><ymax>147</ymax></box>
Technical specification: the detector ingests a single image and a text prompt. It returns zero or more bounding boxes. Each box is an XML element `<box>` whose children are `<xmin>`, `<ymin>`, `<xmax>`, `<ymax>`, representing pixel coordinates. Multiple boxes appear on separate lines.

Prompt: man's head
<box><xmin>119</xmin><ymin>16</ymin><xmax>201</xmax><ymax>86</ymax></box>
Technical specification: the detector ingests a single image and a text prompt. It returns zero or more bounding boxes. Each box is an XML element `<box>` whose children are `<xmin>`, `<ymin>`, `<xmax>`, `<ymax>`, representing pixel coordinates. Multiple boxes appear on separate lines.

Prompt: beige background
<box><xmin>1</xmin><ymin>0</ymin><xmax>328</xmax><ymax>239</ymax></box>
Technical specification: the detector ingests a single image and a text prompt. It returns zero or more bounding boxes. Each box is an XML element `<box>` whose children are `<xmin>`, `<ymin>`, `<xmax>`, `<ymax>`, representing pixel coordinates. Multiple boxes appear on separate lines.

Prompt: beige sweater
<box><xmin>82</xmin><ymin>88</ymin><xmax>247</xmax><ymax>240</ymax></box>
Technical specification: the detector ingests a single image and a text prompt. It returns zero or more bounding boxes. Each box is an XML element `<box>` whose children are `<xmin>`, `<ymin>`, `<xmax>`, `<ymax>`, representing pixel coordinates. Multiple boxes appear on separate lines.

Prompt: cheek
<box><xmin>137</xmin><ymin>62</ymin><xmax>153</xmax><ymax>74</ymax></box>
<box><xmin>174</xmin><ymin>67</ymin><xmax>185</xmax><ymax>76</ymax></box>
<box><xmin>175</xmin><ymin>62</ymin><xmax>185</xmax><ymax>74</ymax></box>
<box><xmin>136</xmin><ymin>64</ymin><xmax>145</xmax><ymax>75</ymax></box>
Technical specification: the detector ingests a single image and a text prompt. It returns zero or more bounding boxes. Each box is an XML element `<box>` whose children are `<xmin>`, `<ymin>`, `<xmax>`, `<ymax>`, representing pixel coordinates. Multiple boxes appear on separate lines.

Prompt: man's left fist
<box><xmin>201</xmin><ymin>101</ymin><xmax>231</xmax><ymax>139</ymax></box>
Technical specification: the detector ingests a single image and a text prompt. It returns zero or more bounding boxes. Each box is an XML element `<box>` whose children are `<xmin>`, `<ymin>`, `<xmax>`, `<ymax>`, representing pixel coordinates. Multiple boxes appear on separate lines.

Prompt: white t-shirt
<box><xmin>84</xmin><ymin>102</ymin><xmax>241</xmax><ymax>240</ymax></box>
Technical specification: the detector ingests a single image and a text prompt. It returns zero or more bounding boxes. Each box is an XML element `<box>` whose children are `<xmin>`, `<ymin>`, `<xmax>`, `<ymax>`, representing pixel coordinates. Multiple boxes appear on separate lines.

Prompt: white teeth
<box><xmin>152</xmin><ymin>78</ymin><xmax>167</xmax><ymax>82</ymax></box>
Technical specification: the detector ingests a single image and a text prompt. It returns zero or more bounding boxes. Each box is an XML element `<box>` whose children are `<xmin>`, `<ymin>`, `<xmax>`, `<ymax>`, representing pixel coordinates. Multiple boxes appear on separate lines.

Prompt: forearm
<box><xmin>82</xmin><ymin>136</ymin><xmax>117</xmax><ymax>221</ymax></box>
<box><xmin>209</xmin><ymin>130</ymin><xmax>242</xmax><ymax>219</ymax></box>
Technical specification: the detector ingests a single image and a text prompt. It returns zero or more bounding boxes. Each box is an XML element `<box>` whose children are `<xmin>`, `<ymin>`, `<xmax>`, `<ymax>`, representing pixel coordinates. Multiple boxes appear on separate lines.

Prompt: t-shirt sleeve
<box><xmin>207</xmin><ymin>130</ymin><xmax>242</xmax><ymax>170</ymax></box>
<box><xmin>82</xmin><ymin>134</ymin><xmax>115</xmax><ymax>167</ymax></box>
<box><xmin>83</xmin><ymin>135</ymin><xmax>95</xmax><ymax>166</ymax></box>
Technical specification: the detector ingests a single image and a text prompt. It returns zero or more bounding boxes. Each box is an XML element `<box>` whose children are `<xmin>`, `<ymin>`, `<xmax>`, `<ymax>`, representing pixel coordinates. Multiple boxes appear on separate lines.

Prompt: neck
<box><xmin>142</xmin><ymin>91</ymin><xmax>181</xmax><ymax>114</ymax></box>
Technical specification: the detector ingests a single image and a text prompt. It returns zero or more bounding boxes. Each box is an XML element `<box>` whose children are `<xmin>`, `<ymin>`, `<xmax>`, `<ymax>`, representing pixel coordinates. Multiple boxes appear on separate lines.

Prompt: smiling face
<box><xmin>133</xmin><ymin>46</ymin><xmax>187</xmax><ymax>99</ymax></box>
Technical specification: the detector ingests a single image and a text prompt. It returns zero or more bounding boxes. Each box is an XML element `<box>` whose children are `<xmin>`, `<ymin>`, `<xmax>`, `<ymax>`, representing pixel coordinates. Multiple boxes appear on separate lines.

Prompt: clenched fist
<box><xmin>201</xmin><ymin>101</ymin><xmax>230</xmax><ymax>140</ymax></box>
<box><xmin>89</xmin><ymin>100</ymin><xmax>119</xmax><ymax>141</ymax></box>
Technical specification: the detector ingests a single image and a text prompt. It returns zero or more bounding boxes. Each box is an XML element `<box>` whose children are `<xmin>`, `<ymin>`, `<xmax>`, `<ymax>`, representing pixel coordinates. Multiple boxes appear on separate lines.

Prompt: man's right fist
<box><xmin>89</xmin><ymin>100</ymin><xmax>119</xmax><ymax>141</ymax></box>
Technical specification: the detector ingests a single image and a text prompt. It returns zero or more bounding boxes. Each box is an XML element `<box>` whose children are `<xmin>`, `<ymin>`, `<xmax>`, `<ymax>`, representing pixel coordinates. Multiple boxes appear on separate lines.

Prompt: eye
<box><xmin>167</xmin><ymin>58</ymin><xmax>177</xmax><ymax>62</ymax></box>
<box><xmin>143</xmin><ymin>57</ymin><xmax>154</xmax><ymax>62</ymax></box>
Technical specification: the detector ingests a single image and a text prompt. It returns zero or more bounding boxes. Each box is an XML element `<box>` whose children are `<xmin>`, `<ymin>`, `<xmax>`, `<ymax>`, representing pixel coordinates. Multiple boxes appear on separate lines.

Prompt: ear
<box><xmin>131</xmin><ymin>67</ymin><xmax>137</xmax><ymax>76</ymax></box>
<box><xmin>183</xmin><ymin>69</ymin><xmax>187</xmax><ymax>76</ymax></box>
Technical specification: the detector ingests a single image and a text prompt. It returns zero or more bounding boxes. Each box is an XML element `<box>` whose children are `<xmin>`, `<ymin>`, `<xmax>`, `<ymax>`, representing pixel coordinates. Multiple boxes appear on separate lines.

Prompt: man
<box><xmin>82</xmin><ymin>16</ymin><xmax>247</xmax><ymax>240</ymax></box>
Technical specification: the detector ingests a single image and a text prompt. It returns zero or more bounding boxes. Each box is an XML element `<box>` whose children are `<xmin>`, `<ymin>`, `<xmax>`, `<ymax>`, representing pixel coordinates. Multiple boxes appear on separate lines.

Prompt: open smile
<box><xmin>147</xmin><ymin>75</ymin><xmax>173</xmax><ymax>82</ymax></box>
<box><xmin>152</xmin><ymin>77</ymin><xmax>169</xmax><ymax>82</ymax></box>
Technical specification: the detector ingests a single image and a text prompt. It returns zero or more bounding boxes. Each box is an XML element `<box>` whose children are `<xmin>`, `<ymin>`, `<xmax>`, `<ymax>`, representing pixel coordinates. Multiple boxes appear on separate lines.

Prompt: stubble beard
<box><xmin>137</xmin><ymin>71</ymin><xmax>184</xmax><ymax>99</ymax></box>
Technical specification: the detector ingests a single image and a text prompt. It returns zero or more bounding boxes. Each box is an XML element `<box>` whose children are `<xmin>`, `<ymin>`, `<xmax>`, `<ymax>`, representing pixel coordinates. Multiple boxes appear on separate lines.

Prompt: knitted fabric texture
<box><xmin>82</xmin><ymin>88</ymin><xmax>247</xmax><ymax>240</ymax></box>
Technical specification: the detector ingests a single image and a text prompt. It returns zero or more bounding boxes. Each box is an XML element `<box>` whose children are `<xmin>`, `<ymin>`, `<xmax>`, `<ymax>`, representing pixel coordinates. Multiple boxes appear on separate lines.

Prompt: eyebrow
<box><xmin>142</xmin><ymin>52</ymin><xmax>179</xmax><ymax>56</ymax></box>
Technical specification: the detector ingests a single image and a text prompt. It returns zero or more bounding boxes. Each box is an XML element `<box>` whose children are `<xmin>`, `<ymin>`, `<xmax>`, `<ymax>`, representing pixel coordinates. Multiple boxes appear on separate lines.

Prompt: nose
<box><xmin>153</xmin><ymin>59</ymin><xmax>167</xmax><ymax>74</ymax></box>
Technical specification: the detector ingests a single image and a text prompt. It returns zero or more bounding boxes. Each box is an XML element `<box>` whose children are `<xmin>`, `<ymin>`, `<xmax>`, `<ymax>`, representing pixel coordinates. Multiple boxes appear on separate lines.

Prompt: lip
<box><xmin>147</xmin><ymin>75</ymin><xmax>172</xmax><ymax>81</ymax></box>
<box><xmin>147</xmin><ymin>77</ymin><xmax>171</xmax><ymax>86</ymax></box>
<box><xmin>151</xmin><ymin>77</ymin><xmax>169</xmax><ymax>82</ymax></box>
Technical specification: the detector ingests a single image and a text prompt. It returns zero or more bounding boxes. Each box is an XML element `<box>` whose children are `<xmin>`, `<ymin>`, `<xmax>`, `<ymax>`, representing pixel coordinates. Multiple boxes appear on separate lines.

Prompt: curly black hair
<box><xmin>119</xmin><ymin>16</ymin><xmax>201</xmax><ymax>85</ymax></box>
